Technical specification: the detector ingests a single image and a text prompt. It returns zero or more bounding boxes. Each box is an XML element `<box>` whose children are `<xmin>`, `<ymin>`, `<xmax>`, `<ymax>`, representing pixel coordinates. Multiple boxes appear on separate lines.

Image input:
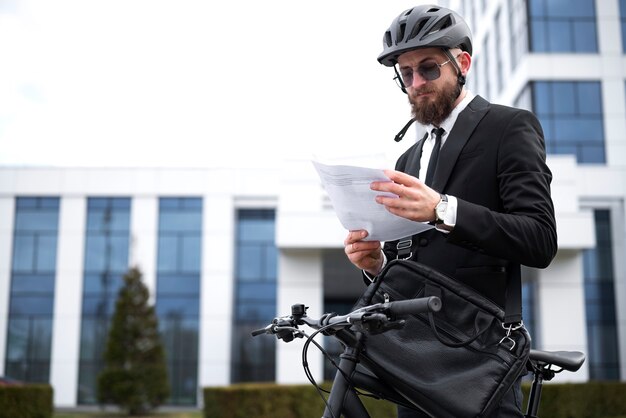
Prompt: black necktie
<box><xmin>424</xmin><ymin>127</ymin><xmax>444</xmax><ymax>187</ymax></box>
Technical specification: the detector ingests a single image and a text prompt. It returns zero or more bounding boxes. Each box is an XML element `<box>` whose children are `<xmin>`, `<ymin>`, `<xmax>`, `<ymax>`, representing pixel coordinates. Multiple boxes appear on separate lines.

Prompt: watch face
<box><xmin>436</xmin><ymin>201</ymin><xmax>447</xmax><ymax>220</ymax></box>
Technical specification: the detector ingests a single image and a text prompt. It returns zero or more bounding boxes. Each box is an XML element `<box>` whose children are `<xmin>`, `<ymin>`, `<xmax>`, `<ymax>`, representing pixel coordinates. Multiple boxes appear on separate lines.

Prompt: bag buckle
<box><xmin>396</xmin><ymin>239</ymin><xmax>412</xmax><ymax>260</ymax></box>
<box><xmin>499</xmin><ymin>321</ymin><xmax>523</xmax><ymax>351</ymax></box>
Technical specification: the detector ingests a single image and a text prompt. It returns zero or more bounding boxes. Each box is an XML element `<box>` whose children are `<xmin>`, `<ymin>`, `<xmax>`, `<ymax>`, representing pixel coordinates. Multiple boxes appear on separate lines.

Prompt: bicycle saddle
<box><xmin>529</xmin><ymin>349</ymin><xmax>586</xmax><ymax>372</ymax></box>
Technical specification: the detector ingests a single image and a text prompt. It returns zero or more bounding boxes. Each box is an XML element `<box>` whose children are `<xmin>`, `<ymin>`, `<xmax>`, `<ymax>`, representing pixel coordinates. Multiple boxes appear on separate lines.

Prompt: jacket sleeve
<box><xmin>446</xmin><ymin>109</ymin><xmax>557</xmax><ymax>268</ymax></box>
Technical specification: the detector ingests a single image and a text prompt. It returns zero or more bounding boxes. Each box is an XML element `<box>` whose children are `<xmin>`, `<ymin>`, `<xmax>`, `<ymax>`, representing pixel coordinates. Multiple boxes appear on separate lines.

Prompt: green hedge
<box><xmin>204</xmin><ymin>382</ymin><xmax>626</xmax><ymax>418</ymax></box>
<box><xmin>203</xmin><ymin>383</ymin><xmax>395</xmax><ymax>418</ymax></box>
<box><xmin>0</xmin><ymin>384</ymin><xmax>53</xmax><ymax>418</ymax></box>
<box><xmin>527</xmin><ymin>382</ymin><xmax>626</xmax><ymax>418</ymax></box>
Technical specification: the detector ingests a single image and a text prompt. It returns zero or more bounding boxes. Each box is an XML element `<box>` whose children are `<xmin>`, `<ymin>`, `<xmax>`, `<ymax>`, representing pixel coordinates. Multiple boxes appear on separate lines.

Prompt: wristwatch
<box><xmin>434</xmin><ymin>194</ymin><xmax>448</xmax><ymax>225</ymax></box>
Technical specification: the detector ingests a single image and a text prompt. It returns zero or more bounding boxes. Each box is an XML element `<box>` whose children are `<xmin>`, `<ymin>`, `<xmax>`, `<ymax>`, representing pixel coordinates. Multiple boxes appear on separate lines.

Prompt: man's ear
<box><xmin>459</xmin><ymin>51</ymin><xmax>472</xmax><ymax>77</ymax></box>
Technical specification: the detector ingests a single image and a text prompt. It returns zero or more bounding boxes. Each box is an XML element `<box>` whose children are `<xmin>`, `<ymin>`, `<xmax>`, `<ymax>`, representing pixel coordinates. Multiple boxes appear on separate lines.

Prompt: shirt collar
<box><xmin>420</xmin><ymin>90</ymin><xmax>476</xmax><ymax>139</ymax></box>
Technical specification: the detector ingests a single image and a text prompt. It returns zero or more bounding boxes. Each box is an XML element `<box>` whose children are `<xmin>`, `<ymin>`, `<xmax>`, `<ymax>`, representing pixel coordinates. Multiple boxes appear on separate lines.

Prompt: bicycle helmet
<box><xmin>378</xmin><ymin>5</ymin><xmax>473</xmax><ymax>67</ymax></box>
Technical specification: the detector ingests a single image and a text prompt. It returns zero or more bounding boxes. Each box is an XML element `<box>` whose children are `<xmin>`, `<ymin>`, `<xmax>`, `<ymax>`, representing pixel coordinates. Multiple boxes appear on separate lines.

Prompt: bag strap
<box><xmin>396</xmin><ymin>235</ymin><xmax>523</xmax><ymax>326</ymax></box>
<box><xmin>503</xmin><ymin>265</ymin><xmax>522</xmax><ymax>326</ymax></box>
<box><xmin>426</xmin><ymin>284</ymin><xmax>496</xmax><ymax>347</ymax></box>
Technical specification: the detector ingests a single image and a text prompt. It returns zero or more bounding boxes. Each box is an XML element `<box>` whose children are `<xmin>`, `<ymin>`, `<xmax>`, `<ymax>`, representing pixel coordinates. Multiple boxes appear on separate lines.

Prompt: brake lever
<box><xmin>353</xmin><ymin>312</ymin><xmax>406</xmax><ymax>335</ymax></box>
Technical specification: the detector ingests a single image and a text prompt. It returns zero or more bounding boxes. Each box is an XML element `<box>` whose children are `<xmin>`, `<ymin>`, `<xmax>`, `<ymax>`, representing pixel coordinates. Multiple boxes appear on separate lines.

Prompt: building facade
<box><xmin>443</xmin><ymin>0</ymin><xmax>626</xmax><ymax>380</ymax></box>
<box><xmin>0</xmin><ymin>0</ymin><xmax>625</xmax><ymax>409</ymax></box>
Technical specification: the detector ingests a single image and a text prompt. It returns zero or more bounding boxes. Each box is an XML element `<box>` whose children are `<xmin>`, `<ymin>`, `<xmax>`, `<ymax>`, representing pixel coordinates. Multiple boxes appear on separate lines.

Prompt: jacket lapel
<box><xmin>431</xmin><ymin>95</ymin><xmax>490</xmax><ymax>192</ymax></box>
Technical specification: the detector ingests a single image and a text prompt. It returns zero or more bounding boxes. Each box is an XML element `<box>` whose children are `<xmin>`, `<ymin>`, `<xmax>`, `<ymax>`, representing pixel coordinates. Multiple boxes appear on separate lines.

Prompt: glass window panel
<box><xmin>82</xmin><ymin>272</ymin><xmax>125</xmax><ymax>294</ymax></box>
<box><xmin>532</xmin><ymin>82</ymin><xmax>550</xmax><ymax>115</ymax></box>
<box><xmin>109</xmin><ymin>236</ymin><xmax>130</xmax><ymax>271</ymax></box>
<box><xmin>87</xmin><ymin>198</ymin><xmax>108</xmax><ymax>210</ymax></box>
<box><xmin>552</xmin><ymin>83</ymin><xmax>576</xmax><ymax>115</ymax></box>
<box><xmin>237</xmin><ymin>220</ymin><xmax>275</xmax><ymax>242</ymax></box>
<box><xmin>236</xmin><ymin>302</ymin><xmax>276</xmax><ymax>323</ymax></box>
<box><xmin>158</xmin><ymin>235</ymin><xmax>179</xmax><ymax>273</ymax></box>
<box><xmin>530</xmin><ymin>20</ymin><xmax>547</xmax><ymax>52</ymax></box>
<box><xmin>547</xmin><ymin>20</ymin><xmax>571</xmax><ymax>52</ymax></box>
<box><xmin>573</xmin><ymin>21</ymin><xmax>597</xmax><ymax>52</ymax></box>
<box><xmin>6</xmin><ymin>318</ymin><xmax>52</xmax><ymax>360</ymax></box>
<box><xmin>84</xmin><ymin>235</ymin><xmax>106</xmax><ymax>271</ymax></box>
<box><xmin>528</xmin><ymin>0</ymin><xmax>545</xmax><ymax>17</ymax></box>
<box><xmin>156</xmin><ymin>297</ymin><xmax>199</xmax><ymax>318</ymax></box>
<box><xmin>36</xmin><ymin>234</ymin><xmax>58</xmax><ymax>272</ymax></box>
<box><xmin>182</xmin><ymin>198</ymin><xmax>202</xmax><ymax>210</ymax></box>
<box><xmin>12</xmin><ymin>234</ymin><xmax>35</xmax><ymax>272</ymax></box>
<box><xmin>577</xmin><ymin>82</ymin><xmax>602</xmax><ymax>114</ymax></box>
<box><xmin>584</xmin><ymin>209</ymin><xmax>619</xmax><ymax>379</ymax></box>
<box><xmin>236</xmin><ymin>244</ymin><xmax>263</xmax><ymax>281</ymax></box>
<box><xmin>157</xmin><ymin>275</ymin><xmax>199</xmax><ymax>295</ymax></box>
<box><xmin>563</xmin><ymin>0</ymin><xmax>596</xmax><ymax>18</ymax></box>
<box><xmin>10</xmin><ymin>274</ymin><xmax>55</xmax><ymax>293</ymax></box>
<box><xmin>10</xmin><ymin>296</ymin><xmax>54</xmax><ymax>316</ymax></box>
<box><xmin>546</xmin><ymin>0</ymin><xmax>570</xmax><ymax>16</ymax></box>
<box><xmin>15</xmin><ymin>212</ymin><xmax>59</xmax><ymax>232</ymax></box>
<box><xmin>81</xmin><ymin>296</ymin><xmax>117</xmax><ymax>317</ymax></box>
<box><xmin>16</xmin><ymin>197</ymin><xmax>38</xmax><ymax>209</ymax></box>
<box><xmin>237</xmin><ymin>282</ymin><xmax>276</xmax><ymax>300</ymax></box>
<box><xmin>79</xmin><ymin>318</ymin><xmax>110</xmax><ymax>360</ymax></box>
<box><xmin>6</xmin><ymin>319</ymin><xmax>29</xmax><ymax>360</ymax></box>
<box><xmin>553</xmin><ymin>118</ymin><xmax>598</xmax><ymax>142</ymax></box>
<box><xmin>159</xmin><ymin>212</ymin><xmax>201</xmax><ymax>232</ymax></box>
<box><xmin>553</xmin><ymin>144</ymin><xmax>579</xmax><ymax>156</ymax></box>
<box><xmin>232</xmin><ymin>209</ymin><xmax>276</xmax><ymax>382</ymax></box>
<box><xmin>181</xmin><ymin>235</ymin><xmax>201</xmax><ymax>273</ymax></box>
<box><xmin>579</xmin><ymin>144</ymin><xmax>605</xmax><ymax>164</ymax></box>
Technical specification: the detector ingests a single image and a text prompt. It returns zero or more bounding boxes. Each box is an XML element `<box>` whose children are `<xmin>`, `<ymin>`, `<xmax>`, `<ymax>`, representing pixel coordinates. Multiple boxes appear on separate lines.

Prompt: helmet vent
<box><xmin>384</xmin><ymin>31</ymin><xmax>393</xmax><ymax>47</ymax></box>
<box><xmin>397</xmin><ymin>23</ymin><xmax>406</xmax><ymax>44</ymax></box>
<box><xmin>425</xmin><ymin>14</ymin><xmax>453</xmax><ymax>37</ymax></box>
<box><xmin>408</xmin><ymin>18</ymin><xmax>428</xmax><ymax>41</ymax></box>
<box><xmin>426</xmin><ymin>7</ymin><xmax>440</xmax><ymax>13</ymax></box>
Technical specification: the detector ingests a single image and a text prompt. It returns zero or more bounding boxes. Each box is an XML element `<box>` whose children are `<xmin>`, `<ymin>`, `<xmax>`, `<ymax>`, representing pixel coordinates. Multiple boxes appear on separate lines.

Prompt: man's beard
<box><xmin>409</xmin><ymin>79</ymin><xmax>461</xmax><ymax>126</ymax></box>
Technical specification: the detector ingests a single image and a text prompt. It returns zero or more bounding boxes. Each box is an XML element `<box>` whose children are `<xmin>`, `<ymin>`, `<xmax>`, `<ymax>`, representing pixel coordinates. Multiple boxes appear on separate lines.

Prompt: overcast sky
<box><xmin>0</xmin><ymin>0</ymin><xmax>433</xmax><ymax>169</ymax></box>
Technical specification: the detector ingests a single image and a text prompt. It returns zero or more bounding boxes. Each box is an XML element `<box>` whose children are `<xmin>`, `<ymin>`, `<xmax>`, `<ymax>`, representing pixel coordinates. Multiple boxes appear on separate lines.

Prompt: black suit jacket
<box><xmin>383</xmin><ymin>95</ymin><xmax>557</xmax><ymax>308</ymax></box>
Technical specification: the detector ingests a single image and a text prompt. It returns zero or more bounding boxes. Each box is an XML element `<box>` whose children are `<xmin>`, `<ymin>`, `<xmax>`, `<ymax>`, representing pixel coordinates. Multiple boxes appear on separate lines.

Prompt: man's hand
<box><xmin>344</xmin><ymin>230</ymin><xmax>383</xmax><ymax>276</ymax></box>
<box><xmin>371</xmin><ymin>170</ymin><xmax>441</xmax><ymax>222</ymax></box>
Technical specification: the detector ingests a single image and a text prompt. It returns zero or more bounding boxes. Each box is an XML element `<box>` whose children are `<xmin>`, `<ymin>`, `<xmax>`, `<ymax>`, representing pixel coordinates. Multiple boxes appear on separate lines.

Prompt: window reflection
<box><xmin>532</xmin><ymin>81</ymin><xmax>605</xmax><ymax>163</ymax></box>
<box><xmin>231</xmin><ymin>209</ymin><xmax>277</xmax><ymax>383</ymax></box>
<box><xmin>77</xmin><ymin>197</ymin><xmax>131</xmax><ymax>404</ymax></box>
<box><xmin>6</xmin><ymin>197</ymin><xmax>59</xmax><ymax>383</ymax></box>
<box><xmin>156</xmin><ymin>197</ymin><xmax>202</xmax><ymax>405</ymax></box>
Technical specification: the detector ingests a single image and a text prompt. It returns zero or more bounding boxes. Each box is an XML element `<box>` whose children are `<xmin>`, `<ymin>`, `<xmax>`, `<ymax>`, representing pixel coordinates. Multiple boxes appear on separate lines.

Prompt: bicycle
<box><xmin>252</xmin><ymin>297</ymin><xmax>585</xmax><ymax>418</ymax></box>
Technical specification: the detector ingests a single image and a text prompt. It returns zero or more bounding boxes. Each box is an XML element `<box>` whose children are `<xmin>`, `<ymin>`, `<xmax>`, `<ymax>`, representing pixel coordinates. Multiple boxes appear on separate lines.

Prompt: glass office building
<box><xmin>1</xmin><ymin>0</ymin><xmax>625</xmax><ymax>409</ymax></box>
<box><xmin>447</xmin><ymin>0</ymin><xmax>625</xmax><ymax>381</ymax></box>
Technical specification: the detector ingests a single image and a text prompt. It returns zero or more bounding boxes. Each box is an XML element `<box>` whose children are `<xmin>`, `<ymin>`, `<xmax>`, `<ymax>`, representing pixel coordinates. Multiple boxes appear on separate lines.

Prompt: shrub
<box><xmin>97</xmin><ymin>267</ymin><xmax>169</xmax><ymax>415</ymax></box>
<box><xmin>0</xmin><ymin>384</ymin><xmax>53</xmax><ymax>418</ymax></box>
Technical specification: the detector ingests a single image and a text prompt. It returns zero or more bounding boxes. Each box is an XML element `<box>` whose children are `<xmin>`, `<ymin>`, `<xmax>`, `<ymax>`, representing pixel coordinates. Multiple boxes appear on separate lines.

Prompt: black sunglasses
<box><xmin>393</xmin><ymin>55</ymin><xmax>461</xmax><ymax>90</ymax></box>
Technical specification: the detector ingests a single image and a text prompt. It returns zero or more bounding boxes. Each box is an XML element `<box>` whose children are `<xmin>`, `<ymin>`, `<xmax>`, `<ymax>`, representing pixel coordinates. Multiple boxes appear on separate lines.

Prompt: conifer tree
<box><xmin>97</xmin><ymin>267</ymin><xmax>169</xmax><ymax>415</ymax></box>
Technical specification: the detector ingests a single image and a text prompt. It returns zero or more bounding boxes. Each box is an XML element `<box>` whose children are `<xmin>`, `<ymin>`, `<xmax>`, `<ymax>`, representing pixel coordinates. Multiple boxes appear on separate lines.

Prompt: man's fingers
<box><xmin>344</xmin><ymin>230</ymin><xmax>368</xmax><ymax>245</ymax></box>
<box><xmin>383</xmin><ymin>169</ymin><xmax>421</xmax><ymax>187</ymax></box>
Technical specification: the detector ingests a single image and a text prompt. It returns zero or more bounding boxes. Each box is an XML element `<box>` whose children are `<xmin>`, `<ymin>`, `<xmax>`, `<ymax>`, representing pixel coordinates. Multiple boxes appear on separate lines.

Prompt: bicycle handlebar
<box><xmin>383</xmin><ymin>296</ymin><xmax>441</xmax><ymax>317</ymax></box>
<box><xmin>251</xmin><ymin>296</ymin><xmax>441</xmax><ymax>340</ymax></box>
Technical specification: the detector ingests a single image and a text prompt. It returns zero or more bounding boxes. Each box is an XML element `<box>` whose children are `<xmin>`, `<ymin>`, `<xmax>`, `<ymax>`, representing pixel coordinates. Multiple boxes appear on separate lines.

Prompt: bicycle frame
<box><xmin>323</xmin><ymin>330</ymin><xmax>420</xmax><ymax>417</ymax></box>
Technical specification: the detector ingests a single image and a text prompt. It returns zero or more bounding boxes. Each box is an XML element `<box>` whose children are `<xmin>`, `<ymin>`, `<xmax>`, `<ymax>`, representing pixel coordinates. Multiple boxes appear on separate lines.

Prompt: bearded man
<box><xmin>343</xmin><ymin>5</ymin><xmax>557</xmax><ymax>417</ymax></box>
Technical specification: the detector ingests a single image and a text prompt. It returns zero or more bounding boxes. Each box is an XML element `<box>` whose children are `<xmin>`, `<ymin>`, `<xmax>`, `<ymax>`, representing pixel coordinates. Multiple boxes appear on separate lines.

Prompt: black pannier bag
<box><xmin>353</xmin><ymin>259</ymin><xmax>530</xmax><ymax>418</ymax></box>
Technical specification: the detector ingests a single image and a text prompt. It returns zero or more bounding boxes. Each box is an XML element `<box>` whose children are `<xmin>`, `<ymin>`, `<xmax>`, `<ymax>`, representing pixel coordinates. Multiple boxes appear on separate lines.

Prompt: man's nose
<box><xmin>410</xmin><ymin>70</ymin><xmax>428</xmax><ymax>89</ymax></box>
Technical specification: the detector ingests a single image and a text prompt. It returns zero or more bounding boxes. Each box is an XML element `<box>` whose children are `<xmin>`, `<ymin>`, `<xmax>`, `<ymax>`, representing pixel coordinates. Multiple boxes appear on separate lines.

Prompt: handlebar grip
<box><xmin>251</xmin><ymin>326</ymin><xmax>271</xmax><ymax>337</ymax></box>
<box><xmin>386</xmin><ymin>296</ymin><xmax>441</xmax><ymax>316</ymax></box>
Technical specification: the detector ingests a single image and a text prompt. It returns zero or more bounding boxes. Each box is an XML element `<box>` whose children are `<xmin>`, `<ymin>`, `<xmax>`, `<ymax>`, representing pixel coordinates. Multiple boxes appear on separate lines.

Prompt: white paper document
<box><xmin>313</xmin><ymin>160</ymin><xmax>433</xmax><ymax>242</ymax></box>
